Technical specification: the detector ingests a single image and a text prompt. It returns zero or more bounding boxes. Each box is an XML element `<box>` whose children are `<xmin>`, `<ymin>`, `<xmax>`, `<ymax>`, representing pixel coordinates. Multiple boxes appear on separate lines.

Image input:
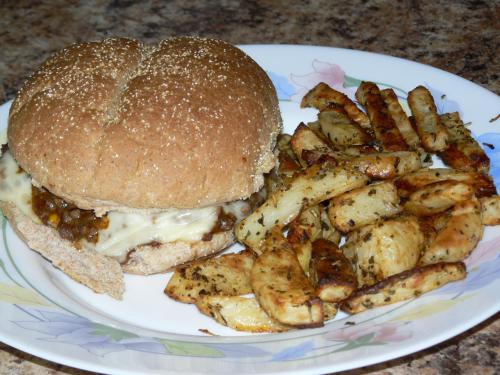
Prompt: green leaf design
<box><xmin>344</xmin><ymin>75</ymin><xmax>363</xmax><ymax>88</ymax></box>
<box><xmin>0</xmin><ymin>282</ymin><xmax>51</xmax><ymax>306</ymax></box>
<box><xmin>332</xmin><ymin>333</ymin><xmax>385</xmax><ymax>353</ymax></box>
<box><xmin>89</xmin><ymin>323</ymin><xmax>138</xmax><ymax>341</ymax></box>
<box><xmin>159</xmin><ymin>339</ymin><xmax>224</xmax><ymax>357</ymax></box>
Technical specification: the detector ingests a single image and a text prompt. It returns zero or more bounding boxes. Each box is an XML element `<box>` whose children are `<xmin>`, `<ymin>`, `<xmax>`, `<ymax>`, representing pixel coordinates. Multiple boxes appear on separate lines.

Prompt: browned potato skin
<box><xmin>407</xmin><ymin>86</ymin><xmax>449</xmax><ymax>152</ymax></box>
<box><xmin>310</xmin><ymin>239</ymin><xmax>357</xmax><ymax>302</ymax></box>
<box><xmin>165</xmin><ymin>250</ymin><xmax>255</xmax><ymax>303</ymax></box>
<box><xmin>251</xmin><ymin>248</ymin><xmax>324</xmax><ymax>327</ymax></box>
<box><xmin>480</xmin><ymin>195</ymin><xmax>500</xmax><ymax>225</ymax></box>
<box><xmin>342</xmin><ymin>216</ymin><xmax>425</xmax><ymax>287</ymax></box>
<box><xmin>356</xmin><ymin>82</ymin><xmax>409</xmax><ymax>152</ymax></box>
<box><xmin>381</xmin><ymin>88</ymin><xmax>422</xmax><ymax>149</ymax></box>
<box><xmin>419</xmin><ymin>199</ymin><xmax>483</xmax><ymax>265</ymax></box>
<box><xmin>395</xmin><ymin>168</ymin><xmax>497</xmax><ymax>198</ymax></box>
<box><xmin>196</xmin><ymin>295</ymin><xmax>291</xmax><ymax>333</ymax></box>
<box><xmin>328</xmin><ymin>181</ymin><xmax>402</xmax><ymax>232</ymax></box>
<box><xmin>301</xmin><ymin>82</ymin><xmax>371</xmax><ymax>128</ymax></box>
<box><xmin>290</xmin><ymin>123</ymin><xmax>334</xmax><ymax>167</ymax></box>
<box><xmin>438</xmin><ymin>112</ymin><xmax>490</xmax><ymax>173</ymax></box>
<box><xmin>276</xmin><ymin>133</ymin><xmax>301</xmax><ymax>177</ymax></box>
<box><xmin>403</xmin><ymin>180</ymin><xmax>475</xmax><ymax>216</ymax></box>
<box><xmin>342</xmin><ymin>262</ymin><xmax>466</xmax><ymax>314</ymax></box>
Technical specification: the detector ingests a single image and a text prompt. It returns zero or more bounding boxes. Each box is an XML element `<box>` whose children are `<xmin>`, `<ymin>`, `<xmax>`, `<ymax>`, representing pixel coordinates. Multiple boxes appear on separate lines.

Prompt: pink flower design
<box><xmin>290</xmin><ymin>60</ymin><xmax>354</xmax><ymax>102</ymax></box>
<box><xmin>325</xmin><ymin>321</ymin><xmax>412</xmax><ymax>344</ymax></box>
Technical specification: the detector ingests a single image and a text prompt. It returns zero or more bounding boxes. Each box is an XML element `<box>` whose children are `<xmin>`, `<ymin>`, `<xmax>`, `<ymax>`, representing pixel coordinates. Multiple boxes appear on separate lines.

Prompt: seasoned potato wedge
<box><xmin>288</xmin><ymin>205</ymin><xmax>322</xmax><ymax>273</ymax></box>
<box><xmin>356</xmin><ymin>82</ymin><xmax>408</xmax><ymax>151</ymax></box>
<box><xmin>395</xmin><ymin>168</ymin><xmax>497</xmax><ymax>198</ymax></box>
<box><xmin>290</xmin><ymin>123</ymin><xmax>334</xmax><ymax>166</ymax></box>
<box><xmin>310</xmin><ymin>239</ymin><xmax>357</xmax><ymax>302</ymax></box>
<box><xmin>196</xmin><ymin>296</ymin><xmax>291</xmax><ymax>333</ymax></box>
<box><xmin>342</xmin><ymin>216</ymin><xmax>425</xmax><ymax>286</ymax></box>
<box><xmin>480</xmin><ymin>195</ymin><xmax>500</xmax><ymax>225</ymax></box>
<box><xmin>320</xmin><ymin>204</ymin><xmax>342</xmax><ymax>245</ymax></box>
<box><xmin>419</xmin><ymin>199</ymin><xmax>483</xmax><ymax>265</ymax></box>
<box><xmin>301</xmin><ymin>82</ymin><xmax>370</xmax><ymax>128</ymax></box>
<box><xmin>288</xmin><ymin>205</ymin><xmax>322</xmax><ymax>244</ymax></box>
<box><xmin>277</xmin><ymin>152</ymin><xmax>301</xmax><ymax>177</ymax></box>
<box><xmin>236</xmin><ymin>163</ymin><xmax>369</xmax><ymax>250</ymax></box>
<box><xmin>347</xmin><ymin>151</ymin><xmax>422</xmax><ymax>179</ymax></box>
<box><xmin>403</xmin><ymin>181</ymin><xmax>475</xmax><ymax>216</ymax></box>
<box><xmin>318</xmin><ymin>108</ymin><xmax>373</xmax><ymax>146</ymax></box>
<box><xmin>438</xmin><ymin>112</ymin><xmax>490</xmax><ymax>173</ymax></box>
<box><xmin>251</xmin><ymin>248</ymin><xmax>324</xmax><ymax>327</ymax></box>
<box><xmin>165</xmin><ymin>250</ymin><xmax>255</xmax><ymax>303</ymax></box>
<box><xmin>342</xmin><ymin>262</ymin><xmax>466</xmax><ymax>314</ymax></box>
<box><xmin>380</xmin><ymin>88</ymin><xmax>422</xmax><ymax>149</ymax></box>
<box><xmin>276</xmin><ymin>134</ymin><xmax>301</xmax><ymax>177</ymax></box>
<box><xmin>323</xmin><ymin>302</ymin><xmax>339</xmax><ymax>321</ymax></box>
<box><xmin>293</xmin><ymin>241</ymin><xmax>313</xmax><ymax>275</ymax></box>
<box><xmin>407</xmin><ymin>86</ymin><xmax>449</xmax><ymax>152</ymax></box>
<box><xmin>328</xmin><ymin>181</ymin><xmax>401</xmax><ymax>231</ymax></box>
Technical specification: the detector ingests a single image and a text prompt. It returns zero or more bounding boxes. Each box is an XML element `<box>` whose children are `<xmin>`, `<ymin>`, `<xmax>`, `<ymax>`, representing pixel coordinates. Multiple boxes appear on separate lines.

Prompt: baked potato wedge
<box><xmin>328</xmin><ymin>181</ymin><xmax>401</xmax><ymax>231</ymax></box>
<box><xmin>301</xmin><ymin>82</ymin><xmax>371</xmax><ymax>128</ymax></box>
<box><xmin>419</xmin><ymin>198</ymin><xmax>483</xmax><ymax>265</ymax></box>
<box><xmin>251</xmin><ymin>248</ymin><xmax>324</xmax><ymax>327</ymax></box>
<box><xmin>236</xmin><ymin>163</ymin><xmax>369</xmax><ymax>250</ymax></box>
<box><xmin>342</xmin><ymin>262</ymin><xmax>466</xmax><ymax>314</ymax></box>
<box><xmin>395</xmin><ymin>168</ymin><xmax>497</xmax><ymax>198</ymax></box>
<box><xmin>290</xmin><ymin>122</ymin><xmax>334</xmax><ymax>167</ymax></box>
<box><xmin>318</xmin><ymin>108</ymin><xmax>373</xmax><ymax>146</ymax></box>
<box><xmin>323</xmin><ymin>302</ymin><xmax>339</xmax><ymax>321</ymax></box>
<box><xmin>342</xmin><ymin>215</ymin><xmax>425</xmax><ymax>286</ymax></box>
<box><xmin>438</xmin><ymin>112</ymin><xmax>490</xmax><ymax>173</ymax></box>
<box><xmin>310</xmin><ymin>239</ymin><xmax>357</xmax><ymax>302</ymax></box>
<box><xmin>347</xmin><ymin>151</ymin><xmax>422</xmax><ymax>179</ymax></box>
<box><xmin>287</xmin><ymin>205</ymin><xmax>322</xmax><ymax>244</ymax></box>
<box><xmin>403</xmin><ymin>180</ymin><xmax>475</xmax><ymax>216</ymax></box>
<box><xmin>407</xmin><ymin>86</ymin><xmax>449</xmax><ymax>152</ymax></box>
<box><xmin>480</xmin><ymin>195</ymin><xmax>500</xmax><ymax>225</ymax></box>
<box><xmin>165</xmin><ymin>250</ymin><xmax>255</xmax><ymax>303</ymax></box>
<box><xmin>196</xmin><ymin>295</ymin><xmax>291</xmax><ymax>333</ymax></box>
<box><xmin>320</xmin><ymin>204</ymin><xmax>342</xmax><ymax>245</ymax></box>
<box><xmin>288</xmin><ymin>205</ymin><xmax>322</xmax><ymax>273</ymax></box>
<box><xmin>380</xmin><ymin>88</ymin><xmax>422</xmax><ymax>149</ymax></box>
<box><xmin>356</xmin><ymin>82</ymin><xmax>408</xmax><ymax>151</ymax></box>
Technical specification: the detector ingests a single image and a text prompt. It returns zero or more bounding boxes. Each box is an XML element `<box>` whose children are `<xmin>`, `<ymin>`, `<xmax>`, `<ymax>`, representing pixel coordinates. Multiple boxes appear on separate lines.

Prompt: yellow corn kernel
<box><xmin>48</xmin><ymin>213</ymin><xmax>60</xmax><ymax>227</ymax></box>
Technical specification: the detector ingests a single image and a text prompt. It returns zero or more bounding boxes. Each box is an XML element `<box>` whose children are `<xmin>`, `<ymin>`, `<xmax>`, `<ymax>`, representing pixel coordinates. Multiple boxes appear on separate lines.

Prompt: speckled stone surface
<box><xmin>0</xmin><ymin>0</ymin><xmax>498</xmax><ymax>374</ymax></box>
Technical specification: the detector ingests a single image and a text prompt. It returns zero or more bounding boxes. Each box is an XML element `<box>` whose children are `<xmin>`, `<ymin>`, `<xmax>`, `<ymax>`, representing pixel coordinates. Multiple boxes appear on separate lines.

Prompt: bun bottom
<box><xmin>121</xmin><ymin>231</ymin><xmax>234</xmax><ymax>275</ymax></box>
<box><xmin>0</xmin><ymin>202</ymin><xmax>124</xmax><ymax>298</ymax></box>
<box><xmin>1</xmin><ymin>202</ymin><xmax>235</xmax><ymax>299</ymax></box>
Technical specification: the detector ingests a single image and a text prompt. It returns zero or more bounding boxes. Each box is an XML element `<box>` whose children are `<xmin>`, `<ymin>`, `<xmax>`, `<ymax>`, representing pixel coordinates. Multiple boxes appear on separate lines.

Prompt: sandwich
<box><xmin>0</xmin><ymin>36</ymin><xmax>282</xmax><ymax>299</ymax></box>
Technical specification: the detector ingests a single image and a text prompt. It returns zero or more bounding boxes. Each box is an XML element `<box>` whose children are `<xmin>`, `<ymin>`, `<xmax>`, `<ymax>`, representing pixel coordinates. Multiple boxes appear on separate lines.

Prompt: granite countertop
<box><xmin>0</xmin><ymin>0</ymin><xmax>498</xmax><ymax>374</ymax></box>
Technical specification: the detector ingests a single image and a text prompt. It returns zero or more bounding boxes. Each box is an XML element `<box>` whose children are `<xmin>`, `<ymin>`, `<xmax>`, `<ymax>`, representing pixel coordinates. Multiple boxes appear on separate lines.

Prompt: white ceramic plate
<box><xmin>0</xmin><ymin>45</ymin><xmax>499</xmax><ymax>375</ymax></box>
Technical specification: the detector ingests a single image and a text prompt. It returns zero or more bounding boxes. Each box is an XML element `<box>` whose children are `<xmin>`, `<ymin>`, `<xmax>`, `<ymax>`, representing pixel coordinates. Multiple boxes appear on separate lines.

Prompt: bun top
<box><xmin>8</xmin><ymin>37</ymin><xmax>281</xmax><ymax>211</ymax></box>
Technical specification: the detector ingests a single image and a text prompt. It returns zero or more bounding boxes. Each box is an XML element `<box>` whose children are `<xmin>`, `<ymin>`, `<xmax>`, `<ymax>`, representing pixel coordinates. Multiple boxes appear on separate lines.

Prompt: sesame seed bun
<box><xmin>7</xmin><ymin>37</ymin><xmax>282</xmax><ymax>211</ymax></box>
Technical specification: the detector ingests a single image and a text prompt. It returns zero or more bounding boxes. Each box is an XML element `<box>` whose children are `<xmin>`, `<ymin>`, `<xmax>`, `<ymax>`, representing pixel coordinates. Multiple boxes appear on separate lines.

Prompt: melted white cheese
<box><xmin>88</xmin><ymin>207</ymin><xmax>219</xmax><ymax>259</ymax></box>
<box><xmin>0</xmin><ymin>150</ymin><xmax>39</xmax><ymax>221</ymax></box>
<box><xmin>0</xmin><ymin>150</ymin><xmax>249</xmax><ymax>260</ymax></box>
